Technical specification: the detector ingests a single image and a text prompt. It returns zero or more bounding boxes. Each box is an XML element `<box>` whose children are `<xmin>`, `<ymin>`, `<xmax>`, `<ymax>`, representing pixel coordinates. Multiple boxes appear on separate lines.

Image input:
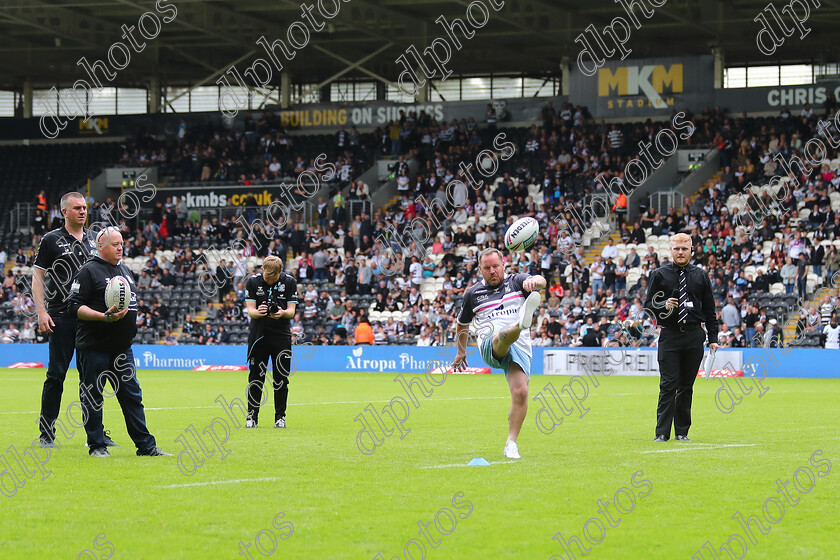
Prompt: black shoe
<box><xmin>137</xmin><ymin>446</ymin><xmax>173</xmax><ymax>456</ymax></box>
<box><xmin>89</xmin><ymin>448</ymin><xmax>110</xmax><ymax>458</ymax></box>
<box><xmin>653</xmin><ymin>435</ymin><xmax>668</xmax><ymax>442</ymax></box>
<box><xmin>103</xmin><ymin>430</ymin><xmax>119</xmax><ymax>447</ymax></box>
<box><xmin>85</xmin><ymin>431</ymin><xmax>119</xmax><ymax>448</ymax></box>
<box><xmin>676</xmin><ymin>435</ymin><xmax>691</xmax><ymax>442</ymax></box>
<box><xmin>39</xmin><ymin>438</ymin><xmax>56</xmax><ymax>449</ymax></box>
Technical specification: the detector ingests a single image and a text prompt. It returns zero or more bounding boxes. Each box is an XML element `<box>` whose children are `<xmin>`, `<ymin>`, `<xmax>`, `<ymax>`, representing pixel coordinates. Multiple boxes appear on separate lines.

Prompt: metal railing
<box><xmin>584</xmin><ymin>193</ymin><xmax>613</xmax><ymax>227</ymax></box>
<box><xmin>651</xmin><ymin>191</ymin><xmax>686</xmax><ymax>217</ymax></box>
<box><xmin>10</xmin><ymin>202</ymin><xmax>36</xmax><ymax>233</ymax></box>
<box><xmin>347</xmin><ymin>200</ymin><xmax>373</xmax><ymax>221</ymax></box>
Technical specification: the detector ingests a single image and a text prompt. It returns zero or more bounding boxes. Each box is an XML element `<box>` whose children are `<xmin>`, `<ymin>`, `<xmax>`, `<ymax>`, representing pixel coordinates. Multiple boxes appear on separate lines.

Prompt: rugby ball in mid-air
<box><xmin>504</xmin><ymin>217</ymin><xmax>539</xmax><ymax>252</ymax></box>
<box><xmin>105</xmin><ymin>276</ymin><xmax>131</xmax><ymax>311</ymax></box>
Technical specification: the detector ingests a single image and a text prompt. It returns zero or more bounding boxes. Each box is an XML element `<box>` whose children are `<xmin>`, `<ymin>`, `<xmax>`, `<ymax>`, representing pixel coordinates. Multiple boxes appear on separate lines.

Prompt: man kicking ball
<box><xmin>452</xmin><ymin>248</ymin><xmax>544</xmax><ymax>459</ymax></box>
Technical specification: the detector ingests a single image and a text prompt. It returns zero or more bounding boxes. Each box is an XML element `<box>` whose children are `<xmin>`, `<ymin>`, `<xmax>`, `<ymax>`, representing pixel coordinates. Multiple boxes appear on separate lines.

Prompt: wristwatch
<box><xmin>104</xmin><ymin>310</ymin><xmax>114</xmax><ymax>322</ymax></box>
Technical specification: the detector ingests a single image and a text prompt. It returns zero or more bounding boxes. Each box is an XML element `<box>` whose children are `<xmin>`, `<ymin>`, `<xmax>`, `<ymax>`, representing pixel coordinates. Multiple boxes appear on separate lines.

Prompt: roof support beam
<box><xmin>285</xmin><ymin>42</ymin><xmax>395</xmax><ymax>105</ymax></box>
<box><xmin>166</xmin><ymin>50</ymin><xmax>257</xmax><ymax>104</ymax></box>
<box><xmin>0</xmin><ymin>11</ymin><xmax>96</xmax><ymax>48</ymax></box>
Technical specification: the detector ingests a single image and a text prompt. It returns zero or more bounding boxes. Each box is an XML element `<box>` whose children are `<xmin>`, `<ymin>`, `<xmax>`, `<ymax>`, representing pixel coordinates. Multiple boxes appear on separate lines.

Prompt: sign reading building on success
<box><xmin>277</xmin><ymin>104</ymin><xmax>446</xmax><ymax>129</ymax></box>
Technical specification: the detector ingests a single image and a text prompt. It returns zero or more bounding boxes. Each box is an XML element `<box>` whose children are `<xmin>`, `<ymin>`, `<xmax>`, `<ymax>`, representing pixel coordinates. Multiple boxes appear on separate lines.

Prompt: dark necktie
<box><xmin>678</xmin><ymin>268</ymin><xmax>688</xmax><ymax>324</ymax></box>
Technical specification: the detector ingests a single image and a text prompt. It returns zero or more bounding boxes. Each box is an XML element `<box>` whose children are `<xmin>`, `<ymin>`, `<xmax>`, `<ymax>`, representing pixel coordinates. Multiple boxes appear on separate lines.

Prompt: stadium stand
<box><xmin>3</xmin><ymin>102</ymin><xmax>840</xmax><ymax>350</ymax></box>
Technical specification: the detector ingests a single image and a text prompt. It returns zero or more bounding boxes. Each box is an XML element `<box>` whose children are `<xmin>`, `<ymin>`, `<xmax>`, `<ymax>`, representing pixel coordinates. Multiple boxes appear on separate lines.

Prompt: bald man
<box><xmin>68</xmin><ymin>227</ymin><xmax>170</xmax><ymax>457</ymax></box>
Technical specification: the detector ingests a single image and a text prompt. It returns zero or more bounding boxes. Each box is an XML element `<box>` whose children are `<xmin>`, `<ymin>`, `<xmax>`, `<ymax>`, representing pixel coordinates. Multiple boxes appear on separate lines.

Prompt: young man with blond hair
<box><xmin>644</xmin><ymin>232</ymin><xmax>718</xmax><ymax>443</ymax></box>
<box><xmin>244</xmin><ymin>255</ymin><xmax>298</xmax><ymax>428</ymax></box>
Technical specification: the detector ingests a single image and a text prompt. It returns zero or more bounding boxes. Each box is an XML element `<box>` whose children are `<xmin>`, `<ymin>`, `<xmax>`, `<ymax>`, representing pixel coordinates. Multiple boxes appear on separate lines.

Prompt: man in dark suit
<box><xmin>630</xmin><ymin>222</ymin><xmax>646</xmax><ymax>244</ymax></box>
<box><xmin>581</xmin><ymin>323</ymin><xmax>604</xmax><ymax>347</ymax></box>
<box><xmin>644</xmin><ymin>233</ymin><xmax>719</xmax><ymax>442</ymax></box>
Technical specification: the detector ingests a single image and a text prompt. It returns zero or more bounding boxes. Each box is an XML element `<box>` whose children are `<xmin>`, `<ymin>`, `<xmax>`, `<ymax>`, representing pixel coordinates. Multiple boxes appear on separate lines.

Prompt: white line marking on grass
<box><xmin>0</xmin><ymin>396</ymin><xmax>510</xmax><ymax>415</ymax></box>
<box><xmin>288</xmin><ymin>396</ymin><xmax>509</xmax><ymax>407</ymax></box>
<box><xmin>0</xmin><ymin>406</ymin><xmax>222</xmax><ymax>415</ymax></box>
<box><xmin>418</xmin><ymin>460</ymin><xmax>520</xmax><ymax>469</ymax></box>
<box><xmin>156</xmin><ymin>477</ymin><xmax>282</xmax><ymax>488</ymax></box>
<box><xmin>639</xmin><ymin>443</ymin><xmax>758</xmax><ymax>454</ymax></box>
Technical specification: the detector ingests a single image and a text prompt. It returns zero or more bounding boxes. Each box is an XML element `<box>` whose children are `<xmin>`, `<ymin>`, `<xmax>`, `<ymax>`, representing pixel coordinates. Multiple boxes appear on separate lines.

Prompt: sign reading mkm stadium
<box><xmin>570</xmin><ymin>56</ymin><xmax>715</xmax><ymax>118</ymax></box>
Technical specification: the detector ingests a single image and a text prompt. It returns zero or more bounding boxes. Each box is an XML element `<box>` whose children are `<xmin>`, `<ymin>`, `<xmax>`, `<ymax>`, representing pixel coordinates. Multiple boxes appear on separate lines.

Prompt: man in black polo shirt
<box><xmin>68</xmin><ymin>227</ymin><xmax>169</xmax><ymax>458</ymax></box>
<box><xmin>32</xmin><ymin>191</ymin><xmax>116</xmax><ymax>448</ymax></box>
<box><xmin>244</xmin><ymin>255</ymin><xmax>298</xmax><ymax>429</ymax></box>
<box><xmin>644</xmin><ymin>233</ymin><xmax>719</xmax><ymax>443</ymax></box>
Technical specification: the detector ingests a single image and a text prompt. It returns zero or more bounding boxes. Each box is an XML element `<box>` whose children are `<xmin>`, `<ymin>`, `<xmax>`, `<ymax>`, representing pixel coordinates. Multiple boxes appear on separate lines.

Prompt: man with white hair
<box><xmin>765</xmin><ymin>318</ymin><xmax>784</xmax><ymax>348</ymax></box>
<box><xmin>68</xmin><ymin>227</ymin><xmax>169</xmax><ymax>457</ymax></box>
<box><xmin>624</xmin><ymin>247</ymin><xmax>640</xmax><ymax>268</ymax></box>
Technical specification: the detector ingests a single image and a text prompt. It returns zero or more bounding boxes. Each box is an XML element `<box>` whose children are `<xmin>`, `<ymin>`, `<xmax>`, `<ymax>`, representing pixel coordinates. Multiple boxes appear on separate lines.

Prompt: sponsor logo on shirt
<box><xmin>56</xmin><ymin>238</ymin><xmax>72</xmax><ymax>255</ymax></box>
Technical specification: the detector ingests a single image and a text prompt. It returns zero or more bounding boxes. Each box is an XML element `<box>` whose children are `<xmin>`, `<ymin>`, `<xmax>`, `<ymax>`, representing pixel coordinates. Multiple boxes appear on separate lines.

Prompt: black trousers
<box><xmin>77</xmin><ymin>347</ymin><xmax>156</xmax><ymax>452</ymax></box>
<box><xmin>39</xmin><ymin>315</ymin><xmax>79</xmax><ymax>440</ymax></box>
<box><xmin>247</xmin><ymin>336</ymin><xmax>291</xmax><ymax>423</ymax></box>
<box><xmin>656</xmin><ymin>326</ymin><xmax>706</xmax><ymax>438</ymax></box>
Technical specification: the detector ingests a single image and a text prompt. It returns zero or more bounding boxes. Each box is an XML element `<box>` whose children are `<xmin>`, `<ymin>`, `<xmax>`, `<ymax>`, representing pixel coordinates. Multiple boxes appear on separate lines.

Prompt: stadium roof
<box><xmin>2</xmin><ymin>0</ymin><xmax>840</xmax><ymax>90</ymax></box>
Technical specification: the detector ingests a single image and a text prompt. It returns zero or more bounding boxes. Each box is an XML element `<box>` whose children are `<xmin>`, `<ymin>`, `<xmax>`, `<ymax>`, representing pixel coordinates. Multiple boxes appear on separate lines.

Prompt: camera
<box><xmin>268</xmin><ymin>303</ymin><xmax>280</xmax><ymax>315</ymax></box>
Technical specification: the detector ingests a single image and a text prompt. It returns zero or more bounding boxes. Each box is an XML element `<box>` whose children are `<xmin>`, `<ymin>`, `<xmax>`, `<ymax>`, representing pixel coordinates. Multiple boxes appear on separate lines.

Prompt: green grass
<box><xmin>0</xmin><ymin>369</ymin><xmax>838</xmax><ymax>559</ymax></box>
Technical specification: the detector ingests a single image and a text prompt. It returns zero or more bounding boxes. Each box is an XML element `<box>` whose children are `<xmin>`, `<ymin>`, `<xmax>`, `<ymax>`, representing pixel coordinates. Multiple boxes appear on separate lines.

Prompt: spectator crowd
<box><xmin>6</xmin><ymin>101</ymin><xmax>840</xmax><ymax>349</ymax></box>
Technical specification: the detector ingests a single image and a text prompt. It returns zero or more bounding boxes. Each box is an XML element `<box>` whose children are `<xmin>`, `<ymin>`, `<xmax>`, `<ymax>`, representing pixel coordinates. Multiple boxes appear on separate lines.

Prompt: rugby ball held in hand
<box><xmin>504</xmin><ymin>217</ymin><xmax>539</xmax><ymax>252</ymax></box>
<box><xmin>105</xmin><ymin>276</ymin><xmax>131</xmax><ymax>311</ymax></box>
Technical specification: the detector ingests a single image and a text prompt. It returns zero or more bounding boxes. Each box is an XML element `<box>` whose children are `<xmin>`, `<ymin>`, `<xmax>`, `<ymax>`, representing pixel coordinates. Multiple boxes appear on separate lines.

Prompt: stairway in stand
<box><xmin>579</xmin><ymin>170</ymin><xmax>723</xmax><ymax>267</ymax></box>
<box><xmin>683</xmin><ymin>171</ymin><xmax>722</xmax><ymax>214</ymax></box>
<box><xmin>172</xmin><ymin>305</ymin><xmax>212</xmax><ymax>341</ymax></box>
<box><xmin>582</xmin><ymin>230</ymin><xmax>622</xmax><ymax>266</ymax></box>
